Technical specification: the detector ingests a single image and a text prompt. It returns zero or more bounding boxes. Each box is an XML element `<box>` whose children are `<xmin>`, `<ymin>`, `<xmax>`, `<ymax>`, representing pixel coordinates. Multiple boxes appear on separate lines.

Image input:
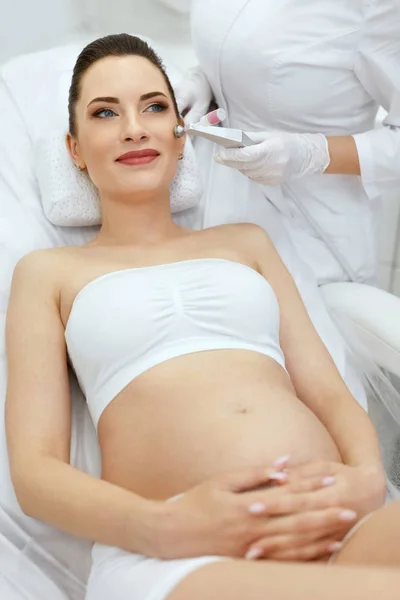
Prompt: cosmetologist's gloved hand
<box><xmin>174</xmin><ymin>65</ymin><xmax>214</xmax><ymax>126</ymax></box>
<box><xmin>214</xmin><ymin>131</ymin><xmax>331</xmax><ymax>185</ymax></box>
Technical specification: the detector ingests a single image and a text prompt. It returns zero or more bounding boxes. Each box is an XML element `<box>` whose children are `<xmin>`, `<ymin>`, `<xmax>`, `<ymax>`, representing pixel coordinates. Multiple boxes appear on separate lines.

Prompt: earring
<box><xmin>178</xmin><ymin>153</ymin><xmax>184</xmax><ymax>161</ymax></box>
<box><xmin>174</xmin><ymin>124</ymin><xmax>185</xmax><ymax>139</ymax></box>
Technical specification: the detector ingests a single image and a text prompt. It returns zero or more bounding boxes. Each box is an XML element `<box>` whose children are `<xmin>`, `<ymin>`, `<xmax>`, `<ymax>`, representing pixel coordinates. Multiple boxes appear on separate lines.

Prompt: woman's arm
<box><xmin>324</xmin><ymin>137</ymin><xmax>360</xmax><ymax>175</ymax></box>
<box><xmin>5</xmin><ymin>252</ymin><xmax>161</xmax><ymax>554</ymax></box>
<box><xmin>247</xmin><ymin>225</ymin><xmax>385</xmax><ymax>484</ymax></box>
<box><xmin>228</xmin><ymin>224</ymin><xmax>388</xmax><ymax>561</ymax></box>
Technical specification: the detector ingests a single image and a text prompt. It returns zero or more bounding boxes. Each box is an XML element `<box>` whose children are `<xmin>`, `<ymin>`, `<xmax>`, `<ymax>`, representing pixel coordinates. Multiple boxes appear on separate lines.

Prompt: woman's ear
<box><xmin>66</xmin><ymin>133</ymin><xmax>86</xmax><ymax>170</ymax></box>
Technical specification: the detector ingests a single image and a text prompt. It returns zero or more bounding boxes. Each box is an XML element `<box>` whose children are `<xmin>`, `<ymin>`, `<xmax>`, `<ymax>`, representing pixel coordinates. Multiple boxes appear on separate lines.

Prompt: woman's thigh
<box><xmin>167</xmin><ymin>501</ymin><xmax>400</xmax><ymax>600</ymax></box>
<box><xmin>166</xmin><ymin>559</ymin><xmax>399</xmax><ymax>600</ymax></box>
<box><xmin>334</xmin><ymin>499</ymin><xmax>400</xmax><ymax>566</ymax></box>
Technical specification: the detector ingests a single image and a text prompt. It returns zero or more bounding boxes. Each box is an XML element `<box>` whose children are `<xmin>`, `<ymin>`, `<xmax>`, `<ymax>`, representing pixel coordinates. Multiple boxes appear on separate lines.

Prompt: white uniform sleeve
<box><xmin>353</xmin><ymin>0</ymin><xmax>400</xmax><ymax>201</ymax></box>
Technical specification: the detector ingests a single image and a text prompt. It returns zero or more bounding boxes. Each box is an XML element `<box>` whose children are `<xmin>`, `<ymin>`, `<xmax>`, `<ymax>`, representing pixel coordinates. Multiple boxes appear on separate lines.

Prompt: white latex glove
<box><xmin>214</xmin><ymin>132</ymin><xmax>331</xmax><ymax>185</ymax></box>
<box><xmin>174</xmin><ymin>65</ymin><xmax>214</xmax><ymax>126</ymax></box>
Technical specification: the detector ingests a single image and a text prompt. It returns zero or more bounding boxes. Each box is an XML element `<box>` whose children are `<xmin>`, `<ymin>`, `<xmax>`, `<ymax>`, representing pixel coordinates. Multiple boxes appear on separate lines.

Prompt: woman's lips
<box><xmin>118</xmin><ymin>155</ymin><xmax>159</xmax><ymax>166</ymax></box>
<box><xmin>116</xmin><ymin>149</ymin><xmax>160</xmax><ymax>166</ymax></box>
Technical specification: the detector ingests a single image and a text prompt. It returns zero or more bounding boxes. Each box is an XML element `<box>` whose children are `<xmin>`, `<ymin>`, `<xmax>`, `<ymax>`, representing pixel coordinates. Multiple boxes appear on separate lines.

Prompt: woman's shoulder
<box><xmin>13</xmin><ymin>246</ymin><xmax>76</xmax><ymax>275</ymax></box>
<box><xmin>203</xmin><ymin>223</ymin><xmax>273</xmax><ymax>252</ymax></box>
<box><xmin>11</xmin><ymin>246</ymin><xmax>82</xmax><ymax>296</ymax></box>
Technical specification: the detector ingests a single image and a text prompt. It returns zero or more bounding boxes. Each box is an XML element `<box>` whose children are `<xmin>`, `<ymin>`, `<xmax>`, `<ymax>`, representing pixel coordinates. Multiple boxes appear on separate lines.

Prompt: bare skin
<box><xmin>325</xmin><ymin>136</ymin><xmax>361</xmax><ymax>176</ymax></box>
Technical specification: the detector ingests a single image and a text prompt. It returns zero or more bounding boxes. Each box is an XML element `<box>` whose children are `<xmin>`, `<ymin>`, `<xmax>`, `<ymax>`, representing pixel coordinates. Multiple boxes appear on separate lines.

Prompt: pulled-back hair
<box><xmin>68</xmin><ymin>34</ymin><xmax>180</xmax><ymax>136</ymax></box>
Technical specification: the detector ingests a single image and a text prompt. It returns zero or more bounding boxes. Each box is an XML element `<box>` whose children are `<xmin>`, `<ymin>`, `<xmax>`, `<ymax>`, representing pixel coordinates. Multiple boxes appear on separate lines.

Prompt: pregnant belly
<box><xmin>98</xmin><ymin>352</ymin><xmax>341</xmax><ymax>499</ymax></box>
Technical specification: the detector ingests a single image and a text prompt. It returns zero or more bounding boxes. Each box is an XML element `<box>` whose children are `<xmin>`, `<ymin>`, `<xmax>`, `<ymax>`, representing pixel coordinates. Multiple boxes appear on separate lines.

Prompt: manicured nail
<box><xmin>328</xmin><ymin>541</ymin><xmax>343</xmax><ymax>553</ymax></box>
<box><xmin>273</xmin><ymin>455</ymin><xmax>291</xmax><ymax>469</ymax></box>
<box><xmin>245</xmin><ymin>547</ymin><xmax>263</xmax><ymax>560</ymax></box>
<box><xmin>322</xmin><ymin>476</ymin><xmax>336</xmax><ymax>486</ymax></box>
<box><xmin>248</xmin><ymin>502</ymin><xmax>267</xmax><ymax>515</ymax></box>
<box><xmin>339</xmin><ymin>510</ymin><xmax>357</xmax><ymax>522</ymax></box>
<box><xmin>269</xmin><ymin>471</ymin><xmax>288</xmax><ymax>482</ymax></box>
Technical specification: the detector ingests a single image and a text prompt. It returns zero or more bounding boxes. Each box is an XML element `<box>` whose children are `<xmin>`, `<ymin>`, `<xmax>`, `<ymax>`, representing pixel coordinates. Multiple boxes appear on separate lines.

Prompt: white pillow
<box><xmin>34</xmin><ymin>131</ymin><xmax>202</xmax><ymax>227</ymax></box>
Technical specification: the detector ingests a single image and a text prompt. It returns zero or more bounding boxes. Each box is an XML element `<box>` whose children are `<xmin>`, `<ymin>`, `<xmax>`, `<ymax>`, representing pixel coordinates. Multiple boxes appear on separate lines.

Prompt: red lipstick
<box><xmin>116</xmin><ymin>149</ymin><xmax>160</xmax><ymax>166</ymax></box>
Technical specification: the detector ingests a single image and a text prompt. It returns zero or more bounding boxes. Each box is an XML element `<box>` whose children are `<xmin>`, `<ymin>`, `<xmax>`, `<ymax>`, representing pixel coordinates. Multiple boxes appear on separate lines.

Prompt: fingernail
<box><xmin>322</xmin><ymin>476</ymin><xmax>336</xmax><ymax>486</ymax></box>
<box><xmin>339</xmin><ymin>510</ymin><xmax>357</xmax><ymax>522</ymax></box>
<box><xmin>328</xmin><ymin>541</ymin><xmax>343</xmax><ymax>553</ymax></box>
<box><xmin>245</xmin><ymin>547</ymin><xmax>263</xmax><ymax>560</ymax></box>
<box><xmin>248</xmin><ymin>502</ymin><xmax>267</xmax><ymax>515</ymax></box>
<box><xmin>273</xmin><ymin>455</ymin><xmax>291</xmax><ymax>469</ymax></box>
<box><xmin>269</xmin><ymin>471</ymin><xmax>288</xmax><ymax>482</ymax></box>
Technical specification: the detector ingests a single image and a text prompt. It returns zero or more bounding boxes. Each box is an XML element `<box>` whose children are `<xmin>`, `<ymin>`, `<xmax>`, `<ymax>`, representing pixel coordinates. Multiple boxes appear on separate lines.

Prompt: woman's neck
<box><xmin>95</xmin><ymin>190</ymin><xmax>183</xmax><ymax>246</ymax></box>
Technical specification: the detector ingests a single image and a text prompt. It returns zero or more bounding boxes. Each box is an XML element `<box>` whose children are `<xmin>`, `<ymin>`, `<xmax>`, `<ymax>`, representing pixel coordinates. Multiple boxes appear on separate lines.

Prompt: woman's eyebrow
<box><xmin>140</xmin><ymin>91</ymin><xmax>168</xmax><ymax>101</ymax></box>
<box><xmin>87</xmin><ymin>96</ymin><xmax>119</xmax><ymax>107</ymax></box>
<box><xmin>87</xmin><ymin>91</ymin><xmax>168</xmax><ymax>107</ymax></box>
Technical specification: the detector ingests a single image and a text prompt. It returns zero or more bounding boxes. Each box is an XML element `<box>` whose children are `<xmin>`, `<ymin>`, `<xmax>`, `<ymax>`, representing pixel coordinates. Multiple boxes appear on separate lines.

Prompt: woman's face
<box><xmin>67</xmin><ymin>55</ymin><xmax>184</xmax><ymax>201</ymax></box>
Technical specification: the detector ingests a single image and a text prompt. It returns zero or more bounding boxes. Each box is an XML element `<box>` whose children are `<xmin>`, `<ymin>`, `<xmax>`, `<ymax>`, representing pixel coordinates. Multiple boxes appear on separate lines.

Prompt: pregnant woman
<box><xmin>6</xmin><ymin>35</ymin><xmax>400</xmax><ymax>600</ymax></box>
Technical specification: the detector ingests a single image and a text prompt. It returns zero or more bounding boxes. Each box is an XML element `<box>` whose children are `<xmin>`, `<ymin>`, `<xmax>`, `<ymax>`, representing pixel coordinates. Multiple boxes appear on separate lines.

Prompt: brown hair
<box><xmin>68</xmin><ymin>33</ymin><xmax>180</xmax><ymax>136</ymax></box>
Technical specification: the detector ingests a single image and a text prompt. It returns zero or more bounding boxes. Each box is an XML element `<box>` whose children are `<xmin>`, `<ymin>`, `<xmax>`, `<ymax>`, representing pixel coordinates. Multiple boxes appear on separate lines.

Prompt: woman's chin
<box><xmin>97</xmin><ymin>167</ymin><xmax>172</xmax><ymax>201</ymax></box>
<box><xmin>114</xmin><ymin>179</ymin><xmax>166</xmax><ymax>200</ymax></box>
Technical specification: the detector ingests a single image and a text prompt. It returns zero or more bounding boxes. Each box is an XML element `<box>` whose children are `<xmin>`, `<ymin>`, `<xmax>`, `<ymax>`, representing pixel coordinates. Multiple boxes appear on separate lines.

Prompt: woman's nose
<box><xmin>120</xmin><ymin>113</ymin><xmax>148</xmax><ymax>143</ymax></box>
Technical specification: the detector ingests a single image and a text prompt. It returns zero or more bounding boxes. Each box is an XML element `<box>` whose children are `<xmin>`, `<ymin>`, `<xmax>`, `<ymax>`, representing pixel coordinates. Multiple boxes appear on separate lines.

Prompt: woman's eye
<box><xmin>146</xmin><ymin>103</ymin><xmax>167</xmax><ymax>113</ymax></box>
<box><xmin>94</xmin><ymin>108</ymin><xmax>116</xmax><ymax>118</ymax></box>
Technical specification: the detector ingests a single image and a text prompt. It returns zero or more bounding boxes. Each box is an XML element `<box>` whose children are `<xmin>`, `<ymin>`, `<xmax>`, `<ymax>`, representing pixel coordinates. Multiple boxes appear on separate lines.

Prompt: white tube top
<box><xmin>65</xmin><ymin>258</ymin><xmax>286</xmax><ymax>428</ymax></box>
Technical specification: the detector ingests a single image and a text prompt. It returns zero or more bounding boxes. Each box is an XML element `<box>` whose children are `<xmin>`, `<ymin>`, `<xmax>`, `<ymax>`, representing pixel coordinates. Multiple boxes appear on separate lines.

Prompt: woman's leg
<box><xmin>167</xmin><ymin>501</ymin><xmax>400</xmax><ymax>600</ymax></box>
<box><xmin>334</xmin><ymin>499</ymin><xmax>400</xmax><ymax>566</ymax></box>
<box><xmin>167</xmin><ymin>560</ymin><xmax>398</xmax><ymax>600</ymax></box>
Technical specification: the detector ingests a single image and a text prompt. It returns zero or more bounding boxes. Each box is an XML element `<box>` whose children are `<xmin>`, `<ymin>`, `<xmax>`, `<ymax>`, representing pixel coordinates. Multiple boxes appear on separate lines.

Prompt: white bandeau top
<box><xmin>65</xmin><ymin>258</ymin><xmax>286</xmax><ymax>428</ymax></box>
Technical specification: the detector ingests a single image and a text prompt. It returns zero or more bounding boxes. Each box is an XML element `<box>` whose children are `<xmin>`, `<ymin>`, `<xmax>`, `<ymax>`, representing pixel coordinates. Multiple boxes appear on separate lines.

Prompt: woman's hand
<box><xmin>150</xmin><ymin>465</ymin><xmax>287</xmax><ymax>559</ymax></box>
<box><xmin>149</xmin><ymin>463</ymin><xmax>339</xmax><ymax>560</ymax></box>
<box><xmin>174</xmin><ymin>66</ymin><xmax>214</xmax><ymax>126</ymax></box>
<box><xmin>244</xmin><ymin>460</ymin><xmax>386</xmax><ymax>561</ymax></box>
<box><xmin>287</xmin><ymin>461</ymin><xmax>387</xmax><ymax>516</ymax></box>
<box><xmin>214</xmin><ymin>131</ymin><xmax>330</xmax><ymax>185</ymax></box>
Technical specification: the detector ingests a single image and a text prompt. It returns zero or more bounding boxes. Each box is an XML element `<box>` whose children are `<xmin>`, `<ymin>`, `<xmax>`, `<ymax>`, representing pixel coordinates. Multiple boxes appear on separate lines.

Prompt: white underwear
<box><xmin>85</xmin><ymin>494</ymin><xmax>226</xmax><ymax>600</ymax></box>
<box><xmin>86</xmin><ymin>542</ymin><xmax>224</xmax><ymax>600</ymax></box>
